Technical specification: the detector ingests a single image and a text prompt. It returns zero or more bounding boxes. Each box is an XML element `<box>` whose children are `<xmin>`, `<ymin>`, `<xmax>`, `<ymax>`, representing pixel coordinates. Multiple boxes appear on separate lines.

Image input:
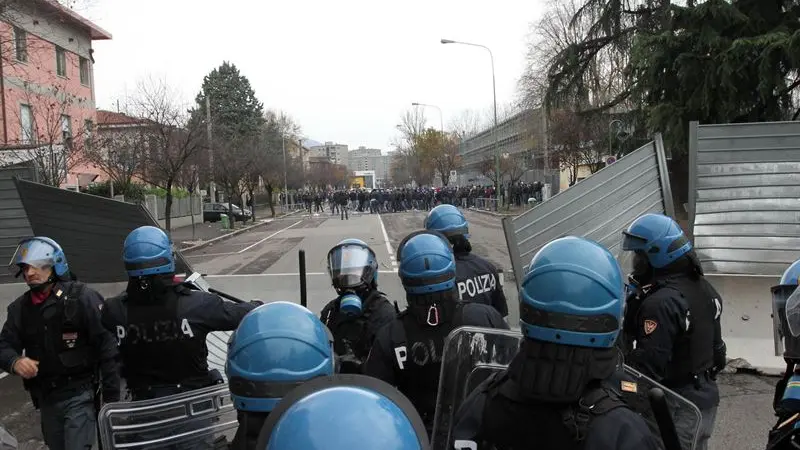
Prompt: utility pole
<box><xmin>282</xmin><ymin>135</ymin><xmax>288</xmax><ymax>209</ymax></box>
<box><xmin>205</xmin><ymin>96</ymin><xmax>216</xmax><ymax>202</ymax></box>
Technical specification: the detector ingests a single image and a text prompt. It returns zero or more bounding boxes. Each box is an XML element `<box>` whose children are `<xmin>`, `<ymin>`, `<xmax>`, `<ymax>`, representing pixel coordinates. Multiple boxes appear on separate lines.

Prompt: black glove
<box><xmin>249</xmin><ymin>300</ymin><xmax>264</xmax><ymax>307</ymax></box>
<box><xmin>710</xmin><ymin>342</ymin><xmax>727</xmax><ymax>379</ymax></box>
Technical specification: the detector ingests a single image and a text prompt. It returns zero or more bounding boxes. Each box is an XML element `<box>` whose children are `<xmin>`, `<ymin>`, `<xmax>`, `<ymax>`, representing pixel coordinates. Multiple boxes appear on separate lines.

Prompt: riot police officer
<box><xmin>227</xmin><ymin>301</ymin><xmax>335</xmax><ymax>450</ymax></box>
<box><xmin>451</xmin><ymin>236</ymin><xmax>662</xmax><ymax>450</ymax></box>
<box><xmin>0</xmin><ymin>237</ymin><xmax>120</xmax><ymax>450</ymax></box>
<box><xmin>254</xmin><ymin>374</ymin><xmax>430</xmax><ymax>449</ymax></box>
<box><xmin>620</xmin><ymin>213</ymin><xmax>726</xmax><ymax>450</ymax></box>
<box><xmin>101</xmin><ymin>226</ymin><xmax>259</xmax><ymax>400</ymax></box>
<box><xmin>424</xmin><ymin>204</ymin><xmax>508</xmax><ymax>316</ymax></box>
<box><xmin>766</xmin><ymin>258</ymin><xmax>800</xmax><ymax>450</ymax></box>
<box><xmin>320</xmin><ymin>239</ymin><xmax>395</xmax><ymax>374</ymax></box>
<box><xmin>364</xmin><ymin>230</ymin><xmax>508</xmax><ymax>431</ymax></box>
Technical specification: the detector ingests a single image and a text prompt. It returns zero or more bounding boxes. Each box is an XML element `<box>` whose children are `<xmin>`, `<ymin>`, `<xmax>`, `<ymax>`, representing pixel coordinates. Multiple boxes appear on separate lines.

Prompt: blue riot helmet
<box><xmin>256</xmin><ymin>374</ymin><xmax>430</xmax><ymax>450</ymax></box>
<box><xmin>397</xmin><ymin>230</ymin><xmax>456</xmax><ymax>326</ymax></box>
<box><xmin>424</xmin><ymin>204</ymin><xmax>469</xmax><ymax>239</ymax></box>
<box><xmin>9</xmin><ymin>237</ymin><xmax>69</xmax><ymax>288</ymax></box>
<box><xmin>327</xmin><ymin>238</ymin><xmax>379</xmax><ymax>315</ymax></box>
<box><xmin>520</xmin><ymin>236</ymin><xmax>624</xmax><ymax>348</ymax></box>
<box><xmin>622</xmin><ymin>213</ymin><xmax>692</xmax><ymax>269</ymax></box>
<box><xmin>773</xmin><ymin>259</ymin><xmax>800</xmax><ymax>359</ymax></box>
<box><xmin>226</xmin><ymin>301</ymin><xmax>335</xmax><ymax>413</ymax></box>
<box><xmin>123</xmin><ymin>226</ymin><xmax>175</xmax><ymax>277</ymax></box>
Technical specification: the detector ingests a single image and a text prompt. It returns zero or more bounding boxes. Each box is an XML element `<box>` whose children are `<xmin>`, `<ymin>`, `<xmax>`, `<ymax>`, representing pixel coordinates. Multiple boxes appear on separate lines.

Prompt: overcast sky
<box><xmin>78</xmin><ymin>0</ymin><xmax>545</xmax><ymax>152</ymax></box>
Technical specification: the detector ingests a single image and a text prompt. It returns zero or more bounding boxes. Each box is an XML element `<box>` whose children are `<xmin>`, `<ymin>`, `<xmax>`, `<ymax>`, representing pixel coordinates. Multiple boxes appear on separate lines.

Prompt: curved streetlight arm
<box><xmin>441</xmin><ymin>38</ymin><xmax>499</xmax><ymax>194</ymax></box>
<box><xmin>411</xmin><ymin>102</ymin><xmax>444</xmax><ymax>135</ymax></box>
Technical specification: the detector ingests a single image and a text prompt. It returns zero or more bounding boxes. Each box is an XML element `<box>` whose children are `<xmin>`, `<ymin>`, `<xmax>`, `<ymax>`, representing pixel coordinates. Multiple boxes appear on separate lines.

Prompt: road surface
<box><xmin>0</xmin><ymin>208</ymin><xmax>779</xmax><ymax>449</ymax></box>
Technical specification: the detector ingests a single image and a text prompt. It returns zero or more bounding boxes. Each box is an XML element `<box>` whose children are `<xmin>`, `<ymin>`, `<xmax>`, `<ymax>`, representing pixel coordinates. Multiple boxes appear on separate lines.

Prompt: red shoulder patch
<box><xmin>644</xmin><ymin>319</ymin><xmax>658</xmax><ymax>335</ymax></box>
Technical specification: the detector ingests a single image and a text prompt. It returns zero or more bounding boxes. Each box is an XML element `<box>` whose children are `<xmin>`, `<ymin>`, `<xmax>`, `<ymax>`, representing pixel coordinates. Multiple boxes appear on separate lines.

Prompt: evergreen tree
<box><xmin>192</xmin><ymin>61</ymin><xmax>265</xmax><ymax>142</ymax></box>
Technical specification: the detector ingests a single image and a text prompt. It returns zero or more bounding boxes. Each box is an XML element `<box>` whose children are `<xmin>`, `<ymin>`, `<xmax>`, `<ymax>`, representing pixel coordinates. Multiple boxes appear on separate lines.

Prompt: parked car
<box><xmin>203</xmin><ymin>202</ymin><xmax>252</xmax><ymax>223</ymax></box>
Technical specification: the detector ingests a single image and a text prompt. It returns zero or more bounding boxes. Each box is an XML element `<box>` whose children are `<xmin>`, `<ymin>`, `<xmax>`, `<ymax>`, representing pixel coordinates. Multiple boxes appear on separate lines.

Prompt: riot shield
<box><xmin>98</xmin><ymin>384</ymin><xmax>237</xmax><ymax>449</ymax></box>
<box><xmin>0</xmin><ymin>425</ymin><xmax>17</xmax><ymax>450</ymax></box>
<box><xmin>772</xmin><ymin>285</ymin><xmax>800</xmax><ymax>359</ymax></box>
<box><xmin>431</xmin><ymin>326</ymin><xmax>703</xmax><ymax>450</ymax></box>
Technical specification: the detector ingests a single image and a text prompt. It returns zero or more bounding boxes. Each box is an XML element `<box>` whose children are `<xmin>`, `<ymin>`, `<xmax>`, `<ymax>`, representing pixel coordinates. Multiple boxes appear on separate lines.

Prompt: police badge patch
<box><xmin>62</xmin><ymin>332</ymin><xmax>78</xmax><ymax>348</ymax></box>
<box><xmin>643</xmin><ymin>320</ymin><xmax>658</xmax><ymax>335</ymax></box>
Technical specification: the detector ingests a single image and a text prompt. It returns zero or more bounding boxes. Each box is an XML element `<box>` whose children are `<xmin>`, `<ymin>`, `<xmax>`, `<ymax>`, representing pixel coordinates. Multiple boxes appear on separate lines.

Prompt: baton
<box><xmin>208</xmin><ymin>287</ymin><xmax>246</xmax><ymax>304</ymax></box>
<box><xmin>299</xmin><ymin>250</ymin><xmax>308</xmax><ymax>308</ymax></box>
<box><xmin>648</xmin><ymin>387</ymin><xmax>683</xmax><ymax>450</ymax></box>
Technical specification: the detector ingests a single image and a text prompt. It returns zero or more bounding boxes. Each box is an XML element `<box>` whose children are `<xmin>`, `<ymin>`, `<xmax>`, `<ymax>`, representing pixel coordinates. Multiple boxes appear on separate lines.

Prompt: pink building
<box><xmin>0</xmin><ymin>0</ymin><xmax>111</xmax><ymax>189</ymax></box>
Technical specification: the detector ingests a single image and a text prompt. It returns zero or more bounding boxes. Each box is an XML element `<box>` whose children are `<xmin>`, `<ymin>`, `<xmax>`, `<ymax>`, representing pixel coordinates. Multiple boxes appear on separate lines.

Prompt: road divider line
<box><xmin>0</xmin><ymin>371</ymin><xmax>7</xmax><ymax>380</ymax></box>
<box><xmin>237</xmin><ymin>220</ymin><xmax>304</xmax><ymax>254</ymax></box>
<box><xmin>377</xmin><ymin>214</ymin><xmax>395</xmax><ymax>264</ymax></box>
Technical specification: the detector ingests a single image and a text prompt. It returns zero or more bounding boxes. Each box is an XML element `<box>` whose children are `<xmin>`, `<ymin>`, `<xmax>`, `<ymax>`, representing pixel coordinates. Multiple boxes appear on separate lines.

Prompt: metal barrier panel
<box><xmin>98</xmin><ymin>384</ymin><xmax>237</xmax><ymax>449</ymax></box>
<box><xmin>689</xmin><ymin>120</ymin><xmax>800</xmax><ymax>276</ymax></box>
<box><xmin>12</xmin><ymin>178</ymin><xmax>194</xmax><ymax>283</ymax></box>
<box><xmin>502</xmin><ymin>134</ymin><xmax>674</xmax><ymax>293</ymax></box>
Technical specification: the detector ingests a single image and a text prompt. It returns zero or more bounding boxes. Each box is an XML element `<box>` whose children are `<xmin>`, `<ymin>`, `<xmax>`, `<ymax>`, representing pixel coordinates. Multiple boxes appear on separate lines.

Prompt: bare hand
<box><xmin>12</xmin><ymin>357</ymin><xmax>38</xmax><ymax>379</ymax></box>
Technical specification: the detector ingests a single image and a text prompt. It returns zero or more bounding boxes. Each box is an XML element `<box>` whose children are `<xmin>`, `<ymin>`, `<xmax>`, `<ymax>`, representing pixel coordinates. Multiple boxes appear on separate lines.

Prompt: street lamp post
<box><xmin>441</xmin><ymin>38</ymin><xmax>499</xmax><ymax>201</ymax></box>
<box><xmin>282</xmin><ymin>135</ymin><xmax>288</xmax><ymax>210</ymax></box>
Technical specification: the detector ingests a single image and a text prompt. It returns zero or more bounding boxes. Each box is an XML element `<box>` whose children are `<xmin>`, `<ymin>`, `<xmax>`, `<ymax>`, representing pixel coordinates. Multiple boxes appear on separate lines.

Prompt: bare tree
<box><xmin>416</xmin><ymin>129</ymin><xmax>461</xmax><ymax>187</ymax></box>
<box><xmin>503</xmin><ymin>153</ymin><xmax>528</xmax><ymax>186</ymax></box>
<box><xmin>131</xmin><ymin>78</ymin><xmax>204</xmax><ymax>232</ymax></box>
<box><xmin>85</xmin><ymin>117</ymin><xmax>147</xmax><ymax>196</ymax></box>
<box><xmin>7</xmin><ymin>81</ymin><xmax>91</xmax><ymax>186</ymax></box>
<box><xmin>478</xmin><ymin>154</ymin><xmax>508</xmax><ymax>188</ymax></box>
<box><xmin>213</xmin><ymin>137</ymin><xmax>251</xmax><ymax>228</ymax></box>
<box><xmin>449</xmin><ymin>109</ymin><xmax>484</xmax><ymax>141</ymax></box>
<box><xmin>521</xmin><ymin>0</ymin><xmax>631</xmax><ymax>112</ymax></box>
<box><xmin>549</xmin><ymin>109</ymin><xmax>588</xmax><ymax>187</ymax></box>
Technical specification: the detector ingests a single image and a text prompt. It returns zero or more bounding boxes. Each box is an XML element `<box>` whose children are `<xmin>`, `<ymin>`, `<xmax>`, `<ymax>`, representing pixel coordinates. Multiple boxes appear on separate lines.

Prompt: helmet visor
<box><xmin>8</xmin><ymin>239</ymin><xmax>56</xmax><ymax>273</ymax></box>
<box><xmin>621</xmin><ymin>231</ymin><xmax>647</xmax><ymax>251</ymax></box>
<box><xmin>785</xmin><ymin>286</ymin><xmax>800</xmax><ymax>338</ymax></box>
<box><xmin>328</xmin><ymin>245</ymin><xmax>372</xmax><ymax>289</ymax></box>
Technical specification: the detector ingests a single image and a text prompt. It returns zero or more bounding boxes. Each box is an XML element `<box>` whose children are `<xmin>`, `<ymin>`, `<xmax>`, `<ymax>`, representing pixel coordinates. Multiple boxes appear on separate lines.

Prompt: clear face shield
<box><xmin>774</xmin><ymin>284</ymin><xmax>800</xmax><ymax>359</ymax></box>
<box><xmin>327</xmin><ymin>244</ymin><xmax>372</xmax><ymax>291</ymax></box>
<box><xmin>8</xmin><ymin>239</ymin><xmax>56</xmax><ymax>277</ymax></box>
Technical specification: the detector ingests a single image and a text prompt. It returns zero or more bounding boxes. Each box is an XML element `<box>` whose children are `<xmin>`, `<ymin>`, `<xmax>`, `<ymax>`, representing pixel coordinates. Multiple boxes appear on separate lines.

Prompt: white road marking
<box><xmin>237</xmin><ymin>220</ymin><xmax>304</xmax><ymax>254</ymax></box>
<box><xmin>377</xmin><ymin>214</ymin><xmax>395</xmax><ymax>263</ymax></box>
<box><xmin>211</xmin><ymin>270</ymin><xmax>398</xmax><ymax>277</ymax></box>
<box><xmin>0</xmin><ymin>371</ymin><xmax>7</xmax><ymax>380</ymax></box>
<box><xmin>185</xmin><ymin>252</ymin><xmax>241</xmax><ymax>258</ymax></box>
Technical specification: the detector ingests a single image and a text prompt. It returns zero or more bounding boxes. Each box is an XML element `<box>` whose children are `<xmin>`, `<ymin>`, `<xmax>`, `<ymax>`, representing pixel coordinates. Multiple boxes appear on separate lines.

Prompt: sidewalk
<box><xmin>169</xmin><ymin>204</ymin><xmax>286</xmax><ymax>248</ymax></box>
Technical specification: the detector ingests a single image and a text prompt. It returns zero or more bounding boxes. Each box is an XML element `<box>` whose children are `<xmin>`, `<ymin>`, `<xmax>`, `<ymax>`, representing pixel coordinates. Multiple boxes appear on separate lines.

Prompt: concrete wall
<box><xmin>158</xmin><ymin>213</ymin><xmax>203</xmax><ymax>229</ymax></box>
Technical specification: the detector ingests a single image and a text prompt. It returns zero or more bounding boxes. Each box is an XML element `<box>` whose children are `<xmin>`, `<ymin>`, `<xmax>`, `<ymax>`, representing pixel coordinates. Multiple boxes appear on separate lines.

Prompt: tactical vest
<box><xmin>480</xmin><ymin>373</ymin><xmax>627</xmax><ymax>450</ymax></box>
<box><xmin>645</xmin><ymin>276</ymin><xmax>716</xmax><ymax>386</ymax></box>
<box><xmin>110</xmin><ymin>287</ymin><xmax>209</xmax><ymax>390</ymax></box>
<box><xmin>455</xmin><ymin>253</ymin><xmax>498</xmax><ymax>306</ymax></box>
<box><xmin>322</xmin><ymin>290</ymin><xmax>388</xmax><ymax>364</ymax></box>
<box><xmin>390</xmin><ymin>304</ymin><xmax>466</xmax><ymax>428</ymax></box>
<box><xmin>20</xmin><ymin>282</ymin><xmax>94</xmax><ymax>393</ymax></box>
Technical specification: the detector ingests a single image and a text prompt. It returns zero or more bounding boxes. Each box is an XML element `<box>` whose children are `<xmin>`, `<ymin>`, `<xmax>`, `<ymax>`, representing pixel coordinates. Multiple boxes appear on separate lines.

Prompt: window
<box><xmin>13</xmin><ymin>27</ymin><xmax>27</xmax><ymax>62</ymax></box>
<box><xmin>20</xmin><ymin>104</ymin><xmax>33</xmax><ymax>144</ymax></box>
<box><xmin>84</xmin><ymin>119</ymin><xmax>94</xmax><ymax>150</ymax></box>
<box><xmin>61</xmin><ymin>115</ymin><xmax>72</xmax><ymax>144</ymax></box>
<box><xmin>56</xmin><ymin>46</ymin><xmax>67</xmax><ymax>77</ymax></box>
<box><xmin>79</xmin><ymin>57</ymin><xmax>90</xmax><ymax>86</ymax></box>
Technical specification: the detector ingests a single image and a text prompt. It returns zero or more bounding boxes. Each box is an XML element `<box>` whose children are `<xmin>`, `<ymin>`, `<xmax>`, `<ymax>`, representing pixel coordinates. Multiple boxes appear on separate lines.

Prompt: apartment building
<box><xmin>0</xmin><ymin>0</ymin><xmax>111</xmax><ymax>188</ymax></box>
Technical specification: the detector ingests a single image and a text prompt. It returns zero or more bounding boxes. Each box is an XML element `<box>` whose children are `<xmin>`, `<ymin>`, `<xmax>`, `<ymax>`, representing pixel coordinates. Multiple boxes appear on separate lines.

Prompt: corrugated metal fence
<box><xmin>144</xmin><ymin>195</ymin><xmax>202</xmax><ymax>220</ymax></box>
<box><xmin>689</xmin><ymin>120</ymin><xmax>800</xmax><ymax>276</ymax></box>
<box><xmin>0</xmin><ymin>165</ymin><xmax>36</xmax><ymax>284</ymax></box>
<box><xmin>502</xmin><ymin>134</ymin><xmax>674</xmax><ymax>291</ymax></box>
